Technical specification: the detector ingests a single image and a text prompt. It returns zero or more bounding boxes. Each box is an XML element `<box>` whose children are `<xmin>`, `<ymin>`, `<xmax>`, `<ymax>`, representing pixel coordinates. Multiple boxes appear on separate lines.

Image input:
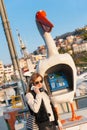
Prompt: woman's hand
<box><xmin>34</xmin><ymin>87</ymin><xmax>40</xmax><ymax>94</ymax></box>
<box><xmin>57</xmin><ymin>120</ymin><xmax>64</xmax><ymax>130</ymax></box>
<box><xmin>58</xmin><ymin>126</ymin><xmax>64</xmax><ymax>130</ymax></box>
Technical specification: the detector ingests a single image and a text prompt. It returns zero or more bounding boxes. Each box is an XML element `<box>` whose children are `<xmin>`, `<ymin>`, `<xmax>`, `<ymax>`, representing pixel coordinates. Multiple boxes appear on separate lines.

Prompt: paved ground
<box><xmin>0</xmin><ymin>116</ymin><xmax>8</xmax><ymax>130</ymax></box>
<box><xmin>0</xmin><ymin>106</ymin><xmax>26</xmax><ymax>130</ymax></box>
<box><xmin>1</xmin><ymin>105</ymin><xmax>87</xmax><ymax>130</ymax></box>
<box><xmin>0</xmin><ymin>115</ymin><xmax>26</xmax><ymax>130</ymax></box>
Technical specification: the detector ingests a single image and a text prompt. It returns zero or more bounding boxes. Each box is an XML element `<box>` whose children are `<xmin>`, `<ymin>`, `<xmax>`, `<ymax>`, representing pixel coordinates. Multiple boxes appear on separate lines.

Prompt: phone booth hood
<box><xmin>37</xmin><ymin>53</ymin><xmax>77</xmax><ymax>104</ymax></box>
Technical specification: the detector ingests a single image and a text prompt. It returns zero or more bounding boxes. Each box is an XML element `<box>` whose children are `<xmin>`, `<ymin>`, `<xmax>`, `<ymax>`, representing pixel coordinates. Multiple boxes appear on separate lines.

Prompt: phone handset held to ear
<box><xmin>31</xmin><ymin>84</ymin><xmax>44</xmax><ymax>92</ymax></box>
<box><xmin>31</xmin><ymin>84</ymin><xmax>35</xmax><ymax>90</ymax></box>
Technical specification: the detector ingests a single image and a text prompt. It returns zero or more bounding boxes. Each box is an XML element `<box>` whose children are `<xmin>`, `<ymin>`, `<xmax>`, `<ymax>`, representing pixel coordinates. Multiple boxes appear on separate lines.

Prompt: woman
<box><xmin>25</xmin><ymin>72</ymin><xmax>63</xmax><ymax>130</ymax></box>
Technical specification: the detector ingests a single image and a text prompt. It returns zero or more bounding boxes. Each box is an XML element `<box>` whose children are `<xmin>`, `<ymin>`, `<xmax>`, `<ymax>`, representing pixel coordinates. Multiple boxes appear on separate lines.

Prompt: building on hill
<box><xmin>72</xmin><ymin>42</ymin><xmax>87</xmax><ymax>53</ymax></box>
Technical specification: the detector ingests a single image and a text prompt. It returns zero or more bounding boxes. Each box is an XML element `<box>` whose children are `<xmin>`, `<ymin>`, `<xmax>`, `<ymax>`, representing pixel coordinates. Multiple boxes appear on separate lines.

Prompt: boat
<box><xmin>77</xmin><ymin>72</ymin><xmax>87</xmax><ymax>84</ymax></box>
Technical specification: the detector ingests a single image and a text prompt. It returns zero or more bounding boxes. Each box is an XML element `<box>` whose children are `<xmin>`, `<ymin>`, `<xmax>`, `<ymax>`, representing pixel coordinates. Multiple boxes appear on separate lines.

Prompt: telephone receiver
<box><xmin>31</xmin><ymin>85</ymin><xmax>35</xmax><ymax>90</ymax></box>
<box><xmin>31</xmin><ymin>85</ymin><xmax>44</xmax><ymax>92</ymax></box>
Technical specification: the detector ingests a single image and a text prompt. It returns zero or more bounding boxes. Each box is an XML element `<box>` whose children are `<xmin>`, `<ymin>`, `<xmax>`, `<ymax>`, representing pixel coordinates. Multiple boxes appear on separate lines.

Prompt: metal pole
<box><xmin>0</xmin><ymin>0</ymin><xmax>25</xmax><ymax>104</ymax></box>
<box><xmin>0</xmin><ymin>0</ymin><xmax>21</xmax><ymax>76</ymax></box>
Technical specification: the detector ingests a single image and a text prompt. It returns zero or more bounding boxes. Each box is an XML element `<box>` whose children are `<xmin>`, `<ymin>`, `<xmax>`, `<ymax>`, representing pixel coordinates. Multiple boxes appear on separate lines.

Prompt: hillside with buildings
<box><xmin>54</xmin><ymin>25</ymin><xmax>87</xmax><ymax>69</ymax></box>
<box><xmin>0</xmin><ymin>25</ymin><xmax>87</xmax><ymax>85</ymax></box>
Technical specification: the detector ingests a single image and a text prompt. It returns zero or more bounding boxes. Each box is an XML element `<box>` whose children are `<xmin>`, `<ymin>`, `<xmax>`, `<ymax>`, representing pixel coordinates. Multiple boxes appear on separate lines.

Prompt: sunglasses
<box><xmin>34</xmin><ymin>80</ymin><xmax>43</xmax><ymax>85</ymax></box>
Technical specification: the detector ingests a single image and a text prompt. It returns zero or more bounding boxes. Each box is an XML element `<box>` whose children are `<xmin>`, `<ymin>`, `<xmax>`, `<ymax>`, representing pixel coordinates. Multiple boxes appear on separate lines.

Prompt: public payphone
<box><xmin>35</xmin><ymin>10</ymin><xmax>82</xmax><ymax>121</ymax></box>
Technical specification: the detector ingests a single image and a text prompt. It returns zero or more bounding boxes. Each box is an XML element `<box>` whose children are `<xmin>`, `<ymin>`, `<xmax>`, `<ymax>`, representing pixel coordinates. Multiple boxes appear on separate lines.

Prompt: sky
<box><xmin>0</xmin><ymin>0</ymin><xmax>87</xmax><ymax>65</ymax></box>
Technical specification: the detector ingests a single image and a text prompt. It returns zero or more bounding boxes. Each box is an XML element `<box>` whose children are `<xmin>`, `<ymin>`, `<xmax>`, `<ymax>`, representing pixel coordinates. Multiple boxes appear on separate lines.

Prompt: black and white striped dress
<box><xmin>26</xmin><ymin>114</ymin><xmax>39</xmax><ymax>130</ymax></box>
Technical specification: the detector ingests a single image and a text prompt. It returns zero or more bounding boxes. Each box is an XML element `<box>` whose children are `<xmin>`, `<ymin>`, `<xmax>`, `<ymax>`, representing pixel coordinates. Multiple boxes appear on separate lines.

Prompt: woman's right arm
<box><xmin>26</xmin><ymin>92</ymin><xmax>42</xmax><ymax>113</ymax></box>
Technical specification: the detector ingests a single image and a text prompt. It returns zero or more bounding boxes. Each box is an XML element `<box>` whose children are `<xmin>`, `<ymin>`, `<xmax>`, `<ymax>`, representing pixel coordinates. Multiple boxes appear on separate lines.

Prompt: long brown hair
<box><xmin>26</xmin><ymin>72</ymin><xmax>43</xmax><ymax>93</ymax></box>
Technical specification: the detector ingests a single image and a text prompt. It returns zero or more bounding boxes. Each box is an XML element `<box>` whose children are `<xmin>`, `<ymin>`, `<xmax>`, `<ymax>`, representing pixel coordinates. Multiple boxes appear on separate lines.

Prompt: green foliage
<box><xmin>72</xmin><ymin>51</ymin><xmax>87</xmax><ymax>66</ymax></box>
<box><xmin>78</xmin><ymin>29</ymin><xmax>87</xmax><ymax>40</ymax></box>
<box><xmin>81</xmin><ymin>32</ymin><xmax>87</xmax><ymax>40</ymax></box>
